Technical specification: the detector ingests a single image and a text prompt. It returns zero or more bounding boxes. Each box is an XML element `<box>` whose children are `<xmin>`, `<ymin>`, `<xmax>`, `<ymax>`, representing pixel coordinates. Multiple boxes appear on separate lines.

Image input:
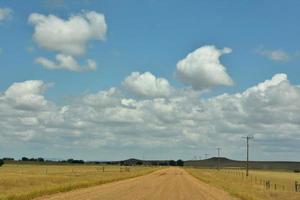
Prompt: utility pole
<box><xmin>205</xmin><ymin>153</ymin><xmax>209</xmax><ymax>159</ymax></box>
<box><xmin>242</xmin><ymin>136</ymin><xmax>254</xmax><ymax>176</ymax></box>
<box><xmin>217</xmin><ymin>147</ymin><xmax>221</xmax><ymax>170</ymax></box>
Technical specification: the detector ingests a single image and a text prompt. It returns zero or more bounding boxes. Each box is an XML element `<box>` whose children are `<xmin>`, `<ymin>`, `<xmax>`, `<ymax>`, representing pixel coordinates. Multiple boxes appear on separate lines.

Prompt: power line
<box><xmin>242</xmin><ymin>136</ymin><xmax>254</xmax><ymax>176</ymax></box>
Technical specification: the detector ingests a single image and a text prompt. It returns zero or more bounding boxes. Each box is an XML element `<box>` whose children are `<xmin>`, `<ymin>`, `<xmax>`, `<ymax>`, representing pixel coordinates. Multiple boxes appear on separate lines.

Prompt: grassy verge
<box><xmin>185</xmin><ymin>168</ymin><xmax>300</xmax><ymax>200</ymax></box>
<box><xmin>0</xmin><ymin>164</ymin><xmax>159</xmax><ymax>200</ymax></box>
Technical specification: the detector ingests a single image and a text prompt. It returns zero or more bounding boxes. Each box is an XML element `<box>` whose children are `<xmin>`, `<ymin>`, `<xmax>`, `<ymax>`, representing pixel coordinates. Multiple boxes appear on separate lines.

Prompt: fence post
<box><xmin>266</xmin><ymin>180</ymin><xmax>270</xmax><ymax>190</ymax></box>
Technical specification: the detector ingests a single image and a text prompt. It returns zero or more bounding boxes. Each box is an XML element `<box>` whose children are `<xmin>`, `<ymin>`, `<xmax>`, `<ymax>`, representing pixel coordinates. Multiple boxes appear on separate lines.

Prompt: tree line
<box><xmin>0</xmin><ymin>157</ymin><xmax>184</xmax><ymax>167</ymax></box>
<box><xmin>0</xmin><ymin>157</ymin><xmax>85</xmax><ymax>165</ymax></box>
<box><xmin>20</xmin><ymin>157</ymin><xmax>85</xmax><ymax>164</ymax></box>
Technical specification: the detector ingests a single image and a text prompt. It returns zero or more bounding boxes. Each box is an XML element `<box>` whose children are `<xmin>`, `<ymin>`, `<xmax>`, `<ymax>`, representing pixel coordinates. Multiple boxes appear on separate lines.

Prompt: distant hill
<box><xmin>184</xmin><ymin>157</ymin><xmax>300</xmax><ymax>171</ymax></box>
<box><xmin>4</xmin><ymin>156</ymin><xmax>300</xmax><ymax>171</ymax></box>
<box><xmin>121</xmin><ymin>158</ymin><xmax>176</xmax><ymax>166</ymax></box>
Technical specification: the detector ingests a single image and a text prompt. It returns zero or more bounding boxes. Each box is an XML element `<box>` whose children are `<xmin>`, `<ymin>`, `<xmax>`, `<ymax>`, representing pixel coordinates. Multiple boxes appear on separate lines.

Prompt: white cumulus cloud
<box><xmin>29</xmin><ymin>11</ymin><xmax>107</xmax><ymax>55</ymax></box>
<box><xmin>29</xmin><ymin>11</ymin><xmax>107</xmax><ymax>72</ymax></box>
<box><xmin>36</xmin><ymin>54</ymin><xmax>97</xmax><ymax>72</ymax></box>
<box><xmin>2</xmin><ymin>80</ymin><xmax>49</xmax><ymax>110</ymax></box>
<box><xmin>0</xmin><ymin>7</ymin><xmax>12</xmax><ymax>22</ymax></box>
<box><xmin>256</xmin><ymin>48</ymin><xmax>290</xmax><ymax>62</ymax></box>
<box><xmin>123</xmin><ymin>72</ymin><xmax>173</xmax><ymax>98</ymax></box>
<box><xmin>1</xmin><ymin>74</ymin><xmax>300</xmax><ymax>160</ymax></box>
<box><xmin>83</xmin><ymin>87</ymin><xmax>121</xmax><ymax>107</ymax></box>
<box><xmin>176</xmin><ymin>45</ymin><xmax>234</xmax><ymax>90</ymax></box>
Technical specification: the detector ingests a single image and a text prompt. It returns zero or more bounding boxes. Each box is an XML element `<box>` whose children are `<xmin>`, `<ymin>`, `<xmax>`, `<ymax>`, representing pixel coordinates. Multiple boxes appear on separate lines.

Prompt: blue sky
<box><xmin>0</xmin><ymin>0</ymin><xmax>300</xmax><ymax>161</ymax></box>
<box><xmin>1</xmin><ymin>0</ymin><xmax>300</xmax><ymax>97</ymax></box>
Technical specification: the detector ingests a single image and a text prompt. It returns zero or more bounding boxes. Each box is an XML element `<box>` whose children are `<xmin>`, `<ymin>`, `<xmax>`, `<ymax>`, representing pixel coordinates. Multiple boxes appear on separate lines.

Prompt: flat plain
<box><xmin>186</xmin><ymin>168</ymin><xmax>300</xmax><ymax>200</ymax></box>
<box><xmin>0</xmin><ymin>164</ymin><xmax>157</xmax><ymax>200</ymax></box>
<box><xmin>2</xmin><ymin>163</ymin><xmax>300</xmax><ymax>200</ymax></box>
<box><xmin>35</xmin><ymin>168</ymin><xmax>238</xmax><ymax>200</ymax></box>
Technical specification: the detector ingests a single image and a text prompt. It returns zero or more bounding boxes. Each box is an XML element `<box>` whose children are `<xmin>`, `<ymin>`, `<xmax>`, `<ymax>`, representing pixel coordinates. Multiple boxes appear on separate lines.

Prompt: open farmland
<box><xmin>186</xmin><ymin>168</ymin><xmax>300</xmax><ymax>200</ymax></box>
<box><xmin>34</xmin><ymin>168</ymin><xmax>238</xmax><ymax>200</ymax></box>
<box><xmin>0</xmin><ymin>164</ymin><xmax>157</xmax><ymax>200</ymax></box>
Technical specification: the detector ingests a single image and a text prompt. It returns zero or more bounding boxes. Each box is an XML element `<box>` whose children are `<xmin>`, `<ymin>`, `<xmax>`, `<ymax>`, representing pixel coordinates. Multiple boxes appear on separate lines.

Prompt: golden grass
<box><xmin>185</xmin><ymin>168</ymin><xmax>300</xmax><ymax>200</ymax></box>
<box><xmin>0</xmin><ymin>164</ymin><xmax>158</xmax><ymax>200</ymax></box>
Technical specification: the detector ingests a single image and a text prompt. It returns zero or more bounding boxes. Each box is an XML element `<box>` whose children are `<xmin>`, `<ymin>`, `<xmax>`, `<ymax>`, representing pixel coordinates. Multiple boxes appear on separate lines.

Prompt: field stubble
<box><xmin>186</xmin><ymin>167</ymin><xmax>300</xmax><ymax>200</ymax></box>
<box><xmin>0</xmin><ymin>164</ymin><xmax>158</xmax><ymax>200</ymax></box>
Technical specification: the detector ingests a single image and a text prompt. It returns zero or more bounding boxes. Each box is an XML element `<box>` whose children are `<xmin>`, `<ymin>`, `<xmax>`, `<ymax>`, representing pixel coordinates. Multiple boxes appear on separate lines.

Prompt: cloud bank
<box><xmin>1</xmin><ymin>73</ymin><xmax>300</xmax><ymax>160</ymax></box>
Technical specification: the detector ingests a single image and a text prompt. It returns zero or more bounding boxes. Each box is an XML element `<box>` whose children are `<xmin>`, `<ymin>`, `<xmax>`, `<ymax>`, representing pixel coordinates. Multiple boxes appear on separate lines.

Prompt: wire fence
<box><xmin>220</xmin><ymin>168</ymin><xmax>300</xmax><ymax>192</ymax></box>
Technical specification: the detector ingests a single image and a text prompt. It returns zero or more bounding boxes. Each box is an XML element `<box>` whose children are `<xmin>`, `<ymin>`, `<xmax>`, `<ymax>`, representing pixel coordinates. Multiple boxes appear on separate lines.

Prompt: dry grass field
<box><xmin>0</xmin><ymin>164</ymin><xmax>158</xmax><ymax>200</ymax></box>
<box><xmin>185</xmin><ymin>168</ymin><xmax>300</xmax><ymax>200</ymax></box>
<box><xmin>35</xmin><ymin>168</ymin><xmax>238</xmax><ymax>200</ymax></box>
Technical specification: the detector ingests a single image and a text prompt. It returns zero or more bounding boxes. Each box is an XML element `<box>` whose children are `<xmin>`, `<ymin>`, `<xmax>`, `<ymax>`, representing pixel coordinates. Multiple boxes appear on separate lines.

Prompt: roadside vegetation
<box><xmin>186</xmin><ymin>168</ymin><xmax>300</xmax><ymax>200</ymax></box>
<box><xmin>0</xmin><ymin>163</ymin><xmax>158</xmax><ymax>200</ymax></box>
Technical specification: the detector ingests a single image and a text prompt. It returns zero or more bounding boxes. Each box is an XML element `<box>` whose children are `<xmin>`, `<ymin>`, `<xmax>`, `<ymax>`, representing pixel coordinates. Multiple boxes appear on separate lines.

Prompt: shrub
<box><xmin>22</xmin><ymin>157</ymin><xmax>29</xmax><ymax>161</ymax></box>
<box><xmin>0</xmin><ymin>159</ymin><xmax>4</xmax><ymax>167</ymax></box>
<box><xmin>66</xmin><ymin>159</ymin><xmax>85</xmax><ymax>164</ymax></box>
<box><xmin>136</xmin><ymin>161</ymin><xmax>143</xmax><ymax>165</ymax></box>
<box><xmin>169</xmin><ymin>160</ymin><xmax>176</xmax><ymax>166</ymax></box>
<box><xmin>176</xmin><ymin>159</ymin><xmax>184</xmax><ymax>166</ymax></box>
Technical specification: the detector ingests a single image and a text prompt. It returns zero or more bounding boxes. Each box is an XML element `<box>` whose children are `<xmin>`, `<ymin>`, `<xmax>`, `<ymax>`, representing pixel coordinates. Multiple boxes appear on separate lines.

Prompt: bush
<box><xmin>169</xmin><ymin>160</ymin><xmax>176</xmax><ymax>166</ymax></box>
<box><xmin>66</xmin><ymin>159</ymin><xmax>85</xmax><ymax>164</ymax></box>
<box><xmin>176</xmin><ymin>159</ymin><xmax>184</xmax><ymax>166</ymax></box>
<box><xmin>294</xmin><ymin>169</ymin><xmax>300</xmax><ymax>173</ymax></box>
<box><xmin>0</xmin><ymin>159</ymin><xmax>4</xmax><ymax>167</ymax></box>
<box><xmin>136</xmin><ymin>161</ymin><xmax>143</xmax><ymax>165</ymax></box>
<box><xmin>22</xmin><ymin>157</ymin><xmax>29</xmax><ymax>161</ymax></box>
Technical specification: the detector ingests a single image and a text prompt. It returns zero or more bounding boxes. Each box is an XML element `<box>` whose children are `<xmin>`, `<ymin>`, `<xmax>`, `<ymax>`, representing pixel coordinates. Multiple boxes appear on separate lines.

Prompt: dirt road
<box><xmin>36</xmin><ymin>168</ymin><xmax>238</xmax><ymax>200</ymax></box>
